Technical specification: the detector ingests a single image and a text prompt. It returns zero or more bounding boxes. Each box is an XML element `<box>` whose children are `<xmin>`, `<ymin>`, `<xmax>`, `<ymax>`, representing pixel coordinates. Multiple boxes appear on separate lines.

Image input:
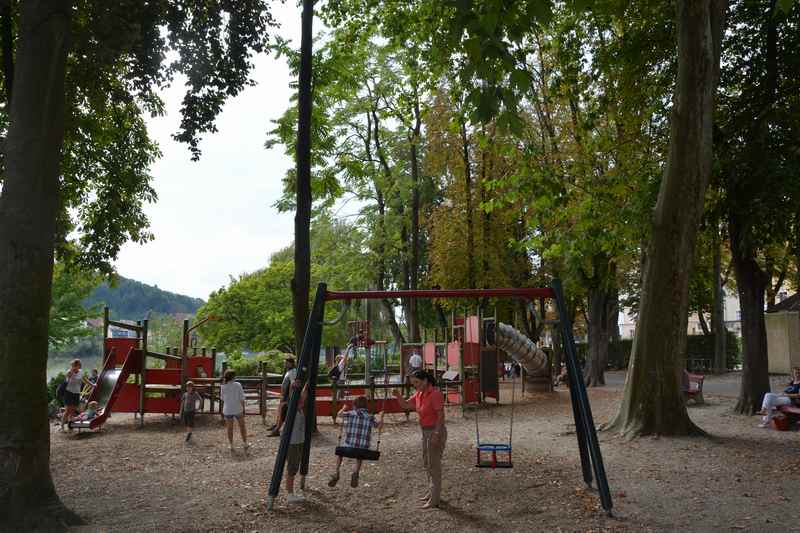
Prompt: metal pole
<box><xmin>181</xmin><ymin>319</ymin><xmax>189</xmax><ymax>395</ymax></box>
<box><xmin>300</xmin><ymin>284</ymin><xmax>326</xmax><ymax>487</ymax></box>
<box><xmin>552</xmin><ymin>279</ymin><xmax>613</xmax><ymax>514</ymax></box>
<box><xmin>267</xmin><ymin>283</ymin><xmax>326</xmax><ymax>509</ymax></box>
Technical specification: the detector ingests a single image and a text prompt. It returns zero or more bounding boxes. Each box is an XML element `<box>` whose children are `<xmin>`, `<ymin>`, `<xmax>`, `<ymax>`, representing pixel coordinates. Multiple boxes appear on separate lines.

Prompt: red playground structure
<box><xmin>69</xmin><ymin>308</ymin><xmax>216</xmax><ymax>430</ymax></box>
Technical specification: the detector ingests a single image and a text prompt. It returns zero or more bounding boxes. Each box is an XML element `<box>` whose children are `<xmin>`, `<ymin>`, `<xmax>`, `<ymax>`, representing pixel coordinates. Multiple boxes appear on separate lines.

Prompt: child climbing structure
<box><xmin>268</xmin><ymin>281</ymin><xmax>613</xmax><ymax>516</ymax></box>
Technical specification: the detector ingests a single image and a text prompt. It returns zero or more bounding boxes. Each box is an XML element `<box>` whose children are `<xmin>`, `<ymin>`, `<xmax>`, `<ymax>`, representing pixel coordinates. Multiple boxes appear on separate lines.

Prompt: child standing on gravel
<box><xmin>180</xmin><ymin>381</ymin><xmax>202</xmax><ymax>442</ymax></box>
<box><xmin>285</xmin><ymin>378</ymin><xmax>308</xmax><ymax>504</ymax></box>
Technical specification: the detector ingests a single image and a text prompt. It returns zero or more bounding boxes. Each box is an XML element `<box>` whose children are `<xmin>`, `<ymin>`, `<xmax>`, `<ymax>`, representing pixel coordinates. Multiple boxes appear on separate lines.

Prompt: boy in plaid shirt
<box><xmin>328</xmin><ymin>396</ymin><xmax>382</xmax><ymax>488</ymax></box>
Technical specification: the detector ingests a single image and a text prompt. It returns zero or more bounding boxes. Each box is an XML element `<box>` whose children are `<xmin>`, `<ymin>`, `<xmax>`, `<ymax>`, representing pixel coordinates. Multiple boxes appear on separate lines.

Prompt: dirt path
<box><xmin>52</xmin><ymin>385</ymin><xmax>799</xmax><ymax>532</ymax></box>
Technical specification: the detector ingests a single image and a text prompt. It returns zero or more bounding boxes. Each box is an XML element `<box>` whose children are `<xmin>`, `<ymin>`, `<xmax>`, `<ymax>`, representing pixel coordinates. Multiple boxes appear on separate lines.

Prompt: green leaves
<box><xmin>49</xmin><ymin>263</ymin><xmax>102</xmax><ymax>349</ymax></box>
<box><xmin>197</xmin><ymin>216</ymin><xmax>372</xmax><ymax>353</ymax></box>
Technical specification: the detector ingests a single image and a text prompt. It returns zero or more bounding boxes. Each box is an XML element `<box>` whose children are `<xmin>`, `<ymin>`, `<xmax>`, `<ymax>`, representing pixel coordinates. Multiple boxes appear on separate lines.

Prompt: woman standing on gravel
<box><xmin>61</xmin><ymin>359</ymin><xmax>83</xmax><ymax>431</ymax></box>
<box><xmin>394</xmin><ymin>369</ymin><xmax>447</xmax><ymax>509</ymax></box>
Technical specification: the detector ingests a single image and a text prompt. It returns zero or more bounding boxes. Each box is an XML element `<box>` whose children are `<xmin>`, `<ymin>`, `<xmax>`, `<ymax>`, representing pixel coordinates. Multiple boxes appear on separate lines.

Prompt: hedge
<box><xmin>576</xmin><ymin>330</ymin><xmax>740</xmax><ymax>370</ymax></box>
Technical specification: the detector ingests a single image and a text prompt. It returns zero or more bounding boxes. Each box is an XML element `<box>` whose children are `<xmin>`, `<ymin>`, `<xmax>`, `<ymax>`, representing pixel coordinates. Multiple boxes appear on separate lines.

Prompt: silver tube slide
<box><xmin>494</xmin><ymin>322</ymin><xmax>548</xmax><ymax>374</ymax></box>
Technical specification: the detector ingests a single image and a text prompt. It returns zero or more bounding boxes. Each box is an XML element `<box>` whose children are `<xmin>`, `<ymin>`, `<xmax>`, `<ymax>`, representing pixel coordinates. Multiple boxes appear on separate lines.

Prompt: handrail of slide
<box><xmin>71</xmin><ymin>345</ymin><xmax>137</xmax><ymax>430</ymax></box>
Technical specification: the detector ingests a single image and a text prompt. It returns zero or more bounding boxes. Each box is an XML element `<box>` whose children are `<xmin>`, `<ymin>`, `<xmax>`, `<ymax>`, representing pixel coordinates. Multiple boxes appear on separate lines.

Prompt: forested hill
<box><xmin>85</xmin><ymin>277</ymin><xmax>205</xmax><ymax>319</ymax></box>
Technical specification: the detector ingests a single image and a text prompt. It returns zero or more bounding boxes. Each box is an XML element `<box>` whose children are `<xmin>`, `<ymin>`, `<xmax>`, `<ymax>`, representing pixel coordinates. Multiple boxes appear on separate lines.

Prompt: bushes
<box><xmin>224</xmin><ymin>351</ymin><xmax>287</xmax><ymax>376</ymax></box>
<box><xmin>586</xmin><ymin>330</ymin><xmax>741</xmax><ymax>370</ymax></box>
<box><xmin>47</xmin><ymin>372</ymin><xmax>66</xmax><ymax>417</ymax></box>
<box><xmin>224</xmin><ymin>351</ymin><xmax>333</xmax><ymax>384</ymax></box>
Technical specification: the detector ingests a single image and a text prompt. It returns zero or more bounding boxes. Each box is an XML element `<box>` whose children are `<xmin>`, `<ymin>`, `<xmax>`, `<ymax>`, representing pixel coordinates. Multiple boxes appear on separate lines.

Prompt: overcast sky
<box><xmin>113</xmin><ymin>3</ymin><xmax>307</xmax><ymax>300</ymax></box>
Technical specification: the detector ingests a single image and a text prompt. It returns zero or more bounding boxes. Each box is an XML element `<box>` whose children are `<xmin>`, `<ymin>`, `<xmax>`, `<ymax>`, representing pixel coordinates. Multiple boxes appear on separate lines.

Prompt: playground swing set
<box><xmin>266</xmin><ymin>280</ymin><xmax>613</xmax><ymax>515</ymax></box>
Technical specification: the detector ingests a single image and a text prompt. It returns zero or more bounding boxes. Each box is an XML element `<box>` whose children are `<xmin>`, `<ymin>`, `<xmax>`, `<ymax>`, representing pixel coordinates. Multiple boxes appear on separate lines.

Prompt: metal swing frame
<box><xmin>266</xmin><ymin>280</ymin><xmax>613</xmax><ymax>516</ymax></box>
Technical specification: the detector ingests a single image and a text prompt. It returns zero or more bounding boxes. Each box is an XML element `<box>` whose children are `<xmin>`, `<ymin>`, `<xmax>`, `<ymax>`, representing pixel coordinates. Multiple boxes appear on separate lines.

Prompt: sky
<box><xmin>114</xmin><ymin>3</ymin><xmax>305</xmax><ymax>300</ymax></box>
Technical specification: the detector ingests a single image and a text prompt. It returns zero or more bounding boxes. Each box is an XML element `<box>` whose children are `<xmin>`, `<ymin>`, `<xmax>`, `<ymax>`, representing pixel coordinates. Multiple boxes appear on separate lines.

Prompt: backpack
<box><xmin>327</xmin><ymin>365</ymin><xmax>341</xmax><ymax>381</ymax></box>
<box><xmin>56</xmin><ymin>380</ymin><xmax>67</xmax><ymax>404</ymax></box>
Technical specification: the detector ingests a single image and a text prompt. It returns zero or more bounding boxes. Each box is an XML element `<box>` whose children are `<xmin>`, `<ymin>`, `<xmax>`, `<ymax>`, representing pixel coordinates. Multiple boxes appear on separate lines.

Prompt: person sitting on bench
<box><xmin>759</xmin><ymin>367</ymin><xmax>800</xmax><ymax>428</ymax></box>
<box><xmin>328</xmin><ymin>396</ymin><xmax>381</xmax><ymax>488</ymax></box>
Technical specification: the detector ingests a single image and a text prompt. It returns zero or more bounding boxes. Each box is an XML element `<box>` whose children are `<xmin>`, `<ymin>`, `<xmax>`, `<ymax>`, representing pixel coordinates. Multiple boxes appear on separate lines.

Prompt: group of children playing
<box><xmin>64</xmin><ymin>358</ymin><xmax>381</xmax><ymax>505</ymax></box>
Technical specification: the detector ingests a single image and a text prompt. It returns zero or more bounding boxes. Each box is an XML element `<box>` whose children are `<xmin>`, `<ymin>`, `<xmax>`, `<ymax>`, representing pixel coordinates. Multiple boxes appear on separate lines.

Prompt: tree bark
<box><xmin>712</xmin><ymin>221</ymin><xmax>727</xmax><ymax>373</ymax></box>
<box><xmin>292</xmin><ymin>0</ymin><xmax>314</xmax><ymax>355</ymax></box>
<box><xmin>605</xmin><ymin>0</ymin><xmax>727</xmax><ymax>438</ymax></box>
<box><xmin>730</xmin><ymin>222</ymin><xmax>770</xmax><ymax>414</ymax></box>
<box><xmin>0</xmin><ymin>0</ymin><xmax>82</xmax><ymax>528</ymax></box>
<box><xmin>585</xmin><ymin>285</ymin><xmax>609</xmax><ymax>387</ymax></box>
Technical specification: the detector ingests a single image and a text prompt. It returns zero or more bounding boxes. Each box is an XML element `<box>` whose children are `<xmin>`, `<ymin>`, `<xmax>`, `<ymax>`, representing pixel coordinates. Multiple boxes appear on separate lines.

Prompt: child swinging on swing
<box><xmin>328</xmin><ymin>396</ymin><xmax>382</xmax><ymax>488</ymax></box>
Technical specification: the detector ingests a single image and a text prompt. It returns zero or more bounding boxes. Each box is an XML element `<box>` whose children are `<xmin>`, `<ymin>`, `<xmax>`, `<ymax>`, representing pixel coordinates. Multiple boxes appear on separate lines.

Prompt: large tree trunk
<box><xmin>730</xmin><ymin>220</ymin><xmax>771</xmax><ymax>414</ymax></box>
<box><xmin>712</xmin><ymin>222</ymin><xmax>727</xmax><ymax>373</ymax></box>
<box><xmin>606</xmin><ymin>0</ymin><xmax>727</xmax><ymax>438</ymax></box>
<box><xmin>0</xmin><ymin>0</ymin><xmax>81</xmax><ymax>528</ymax></box>
<box><xmin>584</xmin><ymin>286</ymin><xmax>609</xmax><ymax>387</ymax></box>
<box><xmin>584</xmin><ymin>256</ymin><xmax>614</xmax><ymax>387</ymax></box>
<box><xmin>292</xmin><ymin>0</ymin><xmax>314</xmax><ymax>355</ymax></box>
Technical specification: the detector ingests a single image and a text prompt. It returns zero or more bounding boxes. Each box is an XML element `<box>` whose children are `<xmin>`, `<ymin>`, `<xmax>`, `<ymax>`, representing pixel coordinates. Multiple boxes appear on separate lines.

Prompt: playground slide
<box><xmin>494</xmin><ymin>322</ymin><xmax>548</xmax><ymax>375</ymax></box>
<box><xmin>69</xmin><ymin>346</ymin><xmax>136</xmax><ymax>430</ymax></box>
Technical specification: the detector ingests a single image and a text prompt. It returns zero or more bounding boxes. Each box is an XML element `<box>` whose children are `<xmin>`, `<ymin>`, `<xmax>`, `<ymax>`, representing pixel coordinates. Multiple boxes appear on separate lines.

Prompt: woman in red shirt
<box><xmin>394</xmin><ymin>369</ymin><xmax>447</xmax><ymax>509</ymax></box>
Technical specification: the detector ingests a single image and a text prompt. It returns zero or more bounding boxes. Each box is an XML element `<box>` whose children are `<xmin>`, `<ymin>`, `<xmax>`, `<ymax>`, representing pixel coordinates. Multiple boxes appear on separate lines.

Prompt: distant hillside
<box><xmin>85</xmin><ymin>277</ymin><xmax>205</xmax><ymax>319</ymax></box>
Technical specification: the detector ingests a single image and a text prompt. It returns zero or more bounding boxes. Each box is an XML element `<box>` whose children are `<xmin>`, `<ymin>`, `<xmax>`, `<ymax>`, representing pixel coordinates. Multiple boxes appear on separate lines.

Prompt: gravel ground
<box><xmin>52</xmin><ymin>384</ymin><xmax>800</xmax><ymax>533</ymax></box>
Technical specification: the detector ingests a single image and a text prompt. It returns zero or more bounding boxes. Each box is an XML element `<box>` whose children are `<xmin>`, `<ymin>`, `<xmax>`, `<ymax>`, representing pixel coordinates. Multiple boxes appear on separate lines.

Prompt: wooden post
<box><xmin>210</xmin><ymin>348</ymin><xmax>217</xmax><ymax>413</ymax></box>
<box><xmin>202</xmin><ymin>347</ymin><xmax>207</xmax><ymax>357</ymax></box>
<box><xmin>102</xmin><ymin>307</ymin><xmax>110</xmax><ymax>362</ymax></box>
<box><xmin>181</xmin><ymin>319</ymin><xmax>189</xmax><ymax>395</ymax></box>
<box><xmin>139</xmin><ymin>319</ymin><xmax>148</xmax><ymax>427</ymax></box>
<box><xmin>331</xmin><ymin>379</ymin><xmax>338</xmax><ymax>424</ymax></box>
<box><xmin>259</xmin><ymin>361</ymin><xmax>267</xmax><ymax>424</ymax></box>
<box><xmin>220</xmin><ymin>360</ymin><xmax>227</xmax><ymax>419</ymax></box>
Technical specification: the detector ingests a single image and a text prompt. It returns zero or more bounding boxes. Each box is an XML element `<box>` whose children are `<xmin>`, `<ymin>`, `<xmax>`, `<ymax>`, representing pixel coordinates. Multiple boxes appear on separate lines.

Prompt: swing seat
<box><xmin>335</xmin><ymin>446</ymin><xmax>381</xmax><ymax>461</ymax></box>
<box><xmin>476</xmin><ymin>443</ymin><xmax>513</xmax><ymax>469</ymax></box>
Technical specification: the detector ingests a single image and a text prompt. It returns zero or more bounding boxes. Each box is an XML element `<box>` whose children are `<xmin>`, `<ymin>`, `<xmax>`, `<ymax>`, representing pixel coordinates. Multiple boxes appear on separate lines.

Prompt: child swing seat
<box><xmin>474</xmin><ymin>356</ymin><xmax>516</xmax><ymax>469</ymax></box>
<box><xmin>476</xmin><ymin>443</ymin><xmax>512</xmax><ymax>468</ymax></box>
<box><xmin>335</xmin><ymin>445</ymin><xmax>381</xmax><ymax>461</ymax></box>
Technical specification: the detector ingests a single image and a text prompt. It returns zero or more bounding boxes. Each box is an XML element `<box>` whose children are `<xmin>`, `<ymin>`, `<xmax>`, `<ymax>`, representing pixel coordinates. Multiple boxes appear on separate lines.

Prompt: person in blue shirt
<box><xmin>759</xmin><ymin>367</ymin><xmax>800</xmax><ymax>427</ymax></box>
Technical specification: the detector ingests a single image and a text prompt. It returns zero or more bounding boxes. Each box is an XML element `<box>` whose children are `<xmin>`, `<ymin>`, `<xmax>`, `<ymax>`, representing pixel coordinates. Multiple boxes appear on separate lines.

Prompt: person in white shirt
<box><xmin>221</xmin><ymin>370</ymin><xmax>249</xmax><ymax>452</ymax></box>
<box><xmin>61</xmin><ymin>359</ymin><xmax>83</xmax><ymax>431</ymax></box>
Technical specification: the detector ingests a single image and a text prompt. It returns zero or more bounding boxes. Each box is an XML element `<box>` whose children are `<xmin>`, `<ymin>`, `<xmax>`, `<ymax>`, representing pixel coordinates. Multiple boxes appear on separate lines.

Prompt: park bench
<box><xmin>684</xmin><ymin>372</ymin><xmax>705</xmax><ymax>405</ymax></box>
<box><xmin>777</xmin><ymin>404</ymin><xmax>800</xmax><ymax>420</ymax></box>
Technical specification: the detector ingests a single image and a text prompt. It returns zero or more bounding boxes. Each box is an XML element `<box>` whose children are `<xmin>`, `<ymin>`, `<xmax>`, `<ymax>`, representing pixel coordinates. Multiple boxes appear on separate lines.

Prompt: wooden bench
<box><xmin>683</xmin><ymin>372</ymin><xmax>705</xmax><ymax>405</ymax></box>
<box><xmin>777</xmin><ymin>404</ymin><xmax>800</xmax><ymax>418</ymax></box>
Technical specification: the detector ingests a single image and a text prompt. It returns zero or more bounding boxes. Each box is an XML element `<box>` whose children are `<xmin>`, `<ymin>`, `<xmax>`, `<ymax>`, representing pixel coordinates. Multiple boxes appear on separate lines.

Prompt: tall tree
<box><xmin>293</xmin><ymin>0</ymin><xmax>314</xmax><ymax>355</ymax></box>
<box><xmin>716</xmin><ymin>0</ymin><xmax>800</xmax><ymax>413</ymax></box>
<box><xmin>0</xmin><ymin>1</ymin><xmax>275</xmax><ymax>526</ymax></box>
<box><xmin>0</xmin><ymin>3</ymin><xmax>75</xmax><ymax>524</ymax></box>
<box><xmin>606</xmin><ymin>0</ymin><xmax>728</xmax><ymax>437</ymax></box>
